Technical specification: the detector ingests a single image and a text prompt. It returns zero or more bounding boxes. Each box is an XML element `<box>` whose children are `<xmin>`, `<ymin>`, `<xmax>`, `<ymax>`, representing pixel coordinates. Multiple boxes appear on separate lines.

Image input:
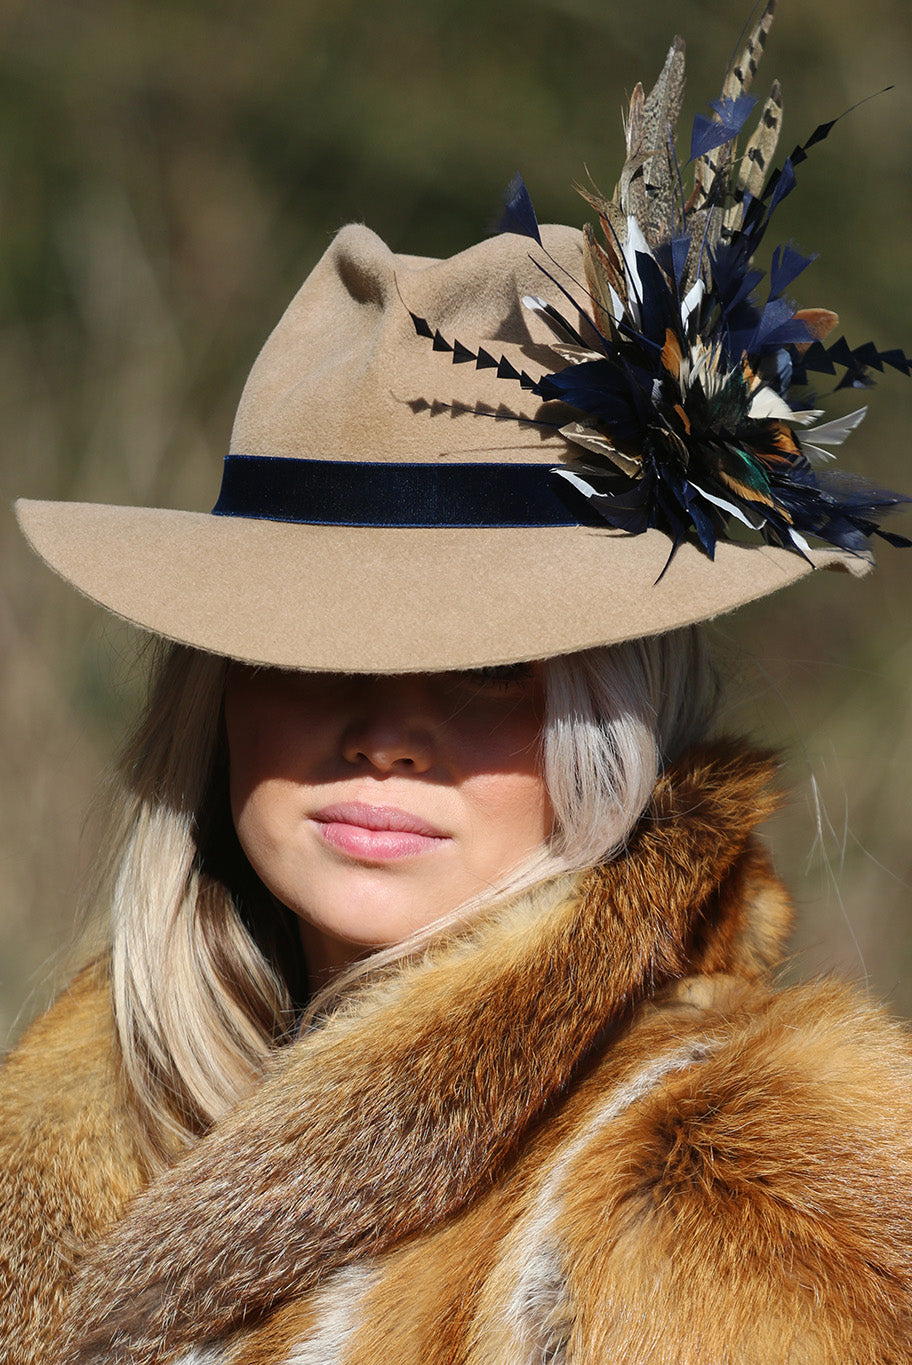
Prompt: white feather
<box><xmin>802</xmin><ymin>443</ymin><xmax>838</xmax><ymax>465</ymax></box>
<box><xmin>680</xmin><ymin>278</ymin><xmax>705</xmax><ymax>329</ymax></box>
<box><xmin>689</xmin><ymin>482</ymin><xmax>765</xmax><ymax>529</ymax></box>
<box><xmin>788</xmin><ymin>527</ymin><xmax>813</xmax><ymax>554</ymax></box>
<box><xmin>782</xmin><ymin>406</ymin><xmax>825</xmax><ymax>426</ymax></box>
<box><xmin>748</xmin><ymin>385</ymin><xmax>795</xmax><ymax>421</ymax></box>
<box><xmin>609</xmin><ymin>283</ymin><xmax>626</xmax><ymax>323</ymax></box>
<box><xmin>621</xmin><ymin>215</ymin><xmax>655</xmax><ymax>327</ymax></box>
<box><xmin>549</xmin><ymin>343</ymin><xmax>603</xmax><ymax>365</ymax></box>
<box><xmin>553</xmin><ymin>469</ymin><xmax>601</xmax><ymax>500</ymax></box>
<box><xmin>521</xmin><ymin>295</ymin><xmax>587</xmax><ymax>350</ymax></box>
<box><xmin>803</xmin><ymin>406</ymin><xmax>868</xmax><ymax>446</ymax></box>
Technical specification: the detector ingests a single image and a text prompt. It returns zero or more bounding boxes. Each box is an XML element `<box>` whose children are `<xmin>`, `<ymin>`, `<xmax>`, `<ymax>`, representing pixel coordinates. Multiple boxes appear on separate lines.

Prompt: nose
<box><xmin>340</xmin><ymin>676</ymin><xmax>437</xmax><ymax>774</ymax></box>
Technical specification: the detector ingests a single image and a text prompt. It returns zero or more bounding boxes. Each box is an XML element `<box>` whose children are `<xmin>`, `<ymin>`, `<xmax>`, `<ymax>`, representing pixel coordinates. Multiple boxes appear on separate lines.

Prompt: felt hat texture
<box><xmin>16</xmin><ymin>223</ymin><xmax>863</xmax><ymax>673</ymax></box>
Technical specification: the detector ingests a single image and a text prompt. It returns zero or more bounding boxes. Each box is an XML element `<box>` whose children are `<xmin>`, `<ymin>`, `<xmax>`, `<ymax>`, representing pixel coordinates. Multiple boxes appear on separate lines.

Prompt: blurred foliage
<box><xmin>2</xmin><ymin>0</ymin><xmax>911</xmax><ymax>1038</ymax></box>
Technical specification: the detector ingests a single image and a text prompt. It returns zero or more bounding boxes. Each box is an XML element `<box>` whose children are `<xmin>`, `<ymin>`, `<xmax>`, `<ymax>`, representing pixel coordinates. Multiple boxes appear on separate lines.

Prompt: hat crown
<box><xmin>230</xmin><ymin>222</ymin><xmax>587</xmax><ymax>468</ymax></box>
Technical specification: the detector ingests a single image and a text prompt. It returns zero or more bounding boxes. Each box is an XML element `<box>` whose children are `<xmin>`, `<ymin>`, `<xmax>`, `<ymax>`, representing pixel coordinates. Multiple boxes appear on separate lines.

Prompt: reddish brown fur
<box><xmin>0</xmin><ymin>963</ymin><xmax>147</xmax><ymax>1362</ymax></box>
<box><xmin>222</xmin><ymin>979</ymin><xmax>912</xmax><ymax>1364</ymax></box>
<box><xmin>559</xmin><ymin>979</ymin><xmax>912</xmax><ymax>1360</ymax></box>
<box><xmin>4</xmin><ymin>744</ymin><xmax>912</xmax><ymax>1363</ymax></box>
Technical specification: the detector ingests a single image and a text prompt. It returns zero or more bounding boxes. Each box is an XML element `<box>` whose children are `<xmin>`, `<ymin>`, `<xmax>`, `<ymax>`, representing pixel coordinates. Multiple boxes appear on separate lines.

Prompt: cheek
<box><xmin>231</xmin><ymin>769</ymin><xmax>280</xmax><ymax>853</ymax></box>
<box><xmin>225</xmin><ymin>701</ymin><xmax>269</xmax><ymax>826</ymax></box>
<box><xmin>228</xmin><ymin>755</ymin><xmax>293</xmax><ymax>888</ymax></box>
<box><xmin>452</xmin><ymin>705</ymin><xmax>553</xmax><ymax>857</ymax></box>
<box><xmin>227</xmin><ymin>741</ymin><xmax>319</xmax><ymax>915</ymax></box>
<box><xmin>462</xmin><ymin>768</ymin><xmax>553</xmax><ymax>856</ymax></box>
<box><xmin>224</xmin><ymin>681</ymin><xmax>304</xmax><ymax>881</ymax></box>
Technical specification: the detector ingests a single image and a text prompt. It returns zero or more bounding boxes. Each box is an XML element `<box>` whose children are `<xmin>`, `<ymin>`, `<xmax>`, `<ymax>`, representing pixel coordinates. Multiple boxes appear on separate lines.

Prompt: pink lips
<box><xmin>311</xmin><ymin>803</ymin><xmax>449</xmax><ymax>861</ymax></box>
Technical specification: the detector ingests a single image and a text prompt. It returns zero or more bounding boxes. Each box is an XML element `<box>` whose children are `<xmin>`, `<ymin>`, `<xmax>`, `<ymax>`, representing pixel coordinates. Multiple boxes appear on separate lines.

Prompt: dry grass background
<box><xmin>1</xmin><ymin>0</ymin><xmax>911</xmax><ymax>1041</ymax></box>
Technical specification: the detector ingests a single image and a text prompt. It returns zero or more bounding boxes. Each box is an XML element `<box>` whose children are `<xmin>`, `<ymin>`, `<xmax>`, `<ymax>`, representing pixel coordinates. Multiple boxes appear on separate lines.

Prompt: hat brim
<box><xmin>15</xmin><ymin>498</ymin><xmax>867</xmax><ymax>673</ymax></box>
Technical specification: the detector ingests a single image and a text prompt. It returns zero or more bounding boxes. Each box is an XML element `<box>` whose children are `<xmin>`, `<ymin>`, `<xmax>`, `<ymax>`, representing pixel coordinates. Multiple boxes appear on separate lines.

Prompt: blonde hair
<box><xmin>100</xmin><ymin>632</ymin><xmax>719</xmax><ymax>1164</ymax></box>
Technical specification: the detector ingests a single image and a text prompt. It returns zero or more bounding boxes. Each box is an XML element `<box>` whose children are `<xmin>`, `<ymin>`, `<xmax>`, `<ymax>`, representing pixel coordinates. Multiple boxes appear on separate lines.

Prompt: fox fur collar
<box><xmin>7</xmin><ymin>742</ymin><xmax>912</xmax><ymax>1363</ymax></box>
<box><xmin>59</xmin><ymin>742</ymin><xmax>792</xmax><ymax>1361</ymax></box>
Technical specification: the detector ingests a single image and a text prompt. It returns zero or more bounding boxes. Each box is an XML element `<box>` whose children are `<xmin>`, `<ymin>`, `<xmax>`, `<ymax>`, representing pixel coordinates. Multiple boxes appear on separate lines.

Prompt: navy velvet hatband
<box><xmin>212</xmin><ymin>454</ymin><xmax>602</xmax><ymax>528</ymax></box>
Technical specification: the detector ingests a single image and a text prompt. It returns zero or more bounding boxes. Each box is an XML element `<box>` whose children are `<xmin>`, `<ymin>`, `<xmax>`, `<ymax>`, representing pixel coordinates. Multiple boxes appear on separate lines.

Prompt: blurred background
<box><xmin>1</xmin><ymin>0</ymin><xmax>911</xmax><ymax>1041</ymax></box>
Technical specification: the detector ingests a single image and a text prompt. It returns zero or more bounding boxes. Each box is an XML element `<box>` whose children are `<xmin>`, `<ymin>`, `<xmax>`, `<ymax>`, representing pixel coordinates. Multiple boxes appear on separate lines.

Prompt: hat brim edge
<box><xmin>15</xmin><ymin>497</ymin><xmax>869</xmax><ymax>674</ymax></box>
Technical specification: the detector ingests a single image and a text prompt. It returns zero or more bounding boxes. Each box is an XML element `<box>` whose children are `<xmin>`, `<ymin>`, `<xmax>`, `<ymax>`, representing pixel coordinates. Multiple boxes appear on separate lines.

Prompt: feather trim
<box><xmin>414</xmin><ymin>11</ymin><xmax>910</xmax><ymax>561</ymax></box>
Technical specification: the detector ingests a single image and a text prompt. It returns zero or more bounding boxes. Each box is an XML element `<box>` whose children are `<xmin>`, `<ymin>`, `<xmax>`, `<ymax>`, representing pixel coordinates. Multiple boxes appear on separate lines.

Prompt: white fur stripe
<box><xmin>172</xmin><ymin>1347</ymin><xmax>226</xmax><ymax>1365</ymax></box>
<box><xmin>521</xmin><ymin>1036</ymin><xmax>715</xmax><ymax>1241</ymax></box>
<box><xmin>282</xmin><ymin>1264</ymin><xmax>378</xmax><ymax>1365</ymax></box>
<box><xmin>502</xmin><ymin>1038</ymin><xmax>715</xmax><ymax>1360</ymax></box>
<box><xmin>168</xmin><ymin>1265</ymin><xmax>377</xmax><ymax>1365</ymax></box>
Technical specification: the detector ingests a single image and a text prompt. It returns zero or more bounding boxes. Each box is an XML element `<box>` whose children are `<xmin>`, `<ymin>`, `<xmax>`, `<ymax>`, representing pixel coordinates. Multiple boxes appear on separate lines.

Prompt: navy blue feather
<box><xmin>690</xmin><ymin>95</ymin><xmax>758</xmax><ymax>160</ymax></box>
<box><xmin>769</xmin><ymin>244</ymin><xmax>815</xmax><ymax>298</ymax></box>
<box><xmin>496</xmin><ymin>173</ymin><xmax>542</xmax><ymax>245</ymax></box>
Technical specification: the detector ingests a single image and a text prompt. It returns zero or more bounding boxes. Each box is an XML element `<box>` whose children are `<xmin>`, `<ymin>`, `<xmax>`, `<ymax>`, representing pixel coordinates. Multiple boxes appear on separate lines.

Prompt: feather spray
<box><xmin>410</xmin><ymin>3</ymin><xmax>910</xmax><ymax>561</ymax></box>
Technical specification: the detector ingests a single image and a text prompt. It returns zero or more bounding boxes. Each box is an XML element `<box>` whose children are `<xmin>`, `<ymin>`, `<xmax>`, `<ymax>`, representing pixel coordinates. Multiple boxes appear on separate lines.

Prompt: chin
<box><xmin>278</xmin><ymin>851</ymin><xmax>481</xmax><ymax>965</ymax></box>
<box><xmin>292</xmin><ymin>883</ymin><xmax>451</xmax><ymax>952</ymax></box>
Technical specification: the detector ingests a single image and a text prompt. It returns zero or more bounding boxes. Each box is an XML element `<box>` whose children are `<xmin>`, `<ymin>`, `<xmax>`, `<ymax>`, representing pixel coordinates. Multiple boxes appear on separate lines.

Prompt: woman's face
<box><xmin>224</xmin><ymin>664</ymin><xmax>552</xmax><ymax>981</ymax></box>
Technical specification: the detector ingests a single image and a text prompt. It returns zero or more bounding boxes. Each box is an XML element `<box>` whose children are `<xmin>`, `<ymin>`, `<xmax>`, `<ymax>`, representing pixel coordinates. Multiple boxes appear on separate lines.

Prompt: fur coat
<box><xmin>3</xmin><ymin>744</ymin><xmax>912</xmax><ymax>1364</ymax></box>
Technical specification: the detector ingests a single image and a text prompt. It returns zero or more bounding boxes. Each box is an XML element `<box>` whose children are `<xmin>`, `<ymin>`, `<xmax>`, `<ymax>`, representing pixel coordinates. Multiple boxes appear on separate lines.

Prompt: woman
<box><xmin>4</xmin><ymin>9</ymin><xmax>912</xmax><ymax>1362</ymax></box>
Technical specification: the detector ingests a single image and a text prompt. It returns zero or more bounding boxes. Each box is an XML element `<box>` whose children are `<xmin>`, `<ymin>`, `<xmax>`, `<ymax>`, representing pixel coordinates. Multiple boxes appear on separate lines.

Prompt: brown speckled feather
<box><xmin>693</xmin><ymin>0</ymin><xmax>778</xmax><ymax>220</ymax></box>
<box><xmin>641</xmin><ymin>35</ymin><xmax>687</xmax><ymax>244</ymax></box>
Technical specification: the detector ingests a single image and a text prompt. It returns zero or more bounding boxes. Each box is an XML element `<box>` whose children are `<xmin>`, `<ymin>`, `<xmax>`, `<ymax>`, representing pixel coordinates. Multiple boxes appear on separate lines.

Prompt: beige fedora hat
<box><xmin>14</xmin><ymin>219</ymin><xmax>869</xmax><ymax>674</ymax></box>
<box><xmin>21</xmin><ymin>6</ymin><xmax>907</xmax><ymax>674</ymax></box>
